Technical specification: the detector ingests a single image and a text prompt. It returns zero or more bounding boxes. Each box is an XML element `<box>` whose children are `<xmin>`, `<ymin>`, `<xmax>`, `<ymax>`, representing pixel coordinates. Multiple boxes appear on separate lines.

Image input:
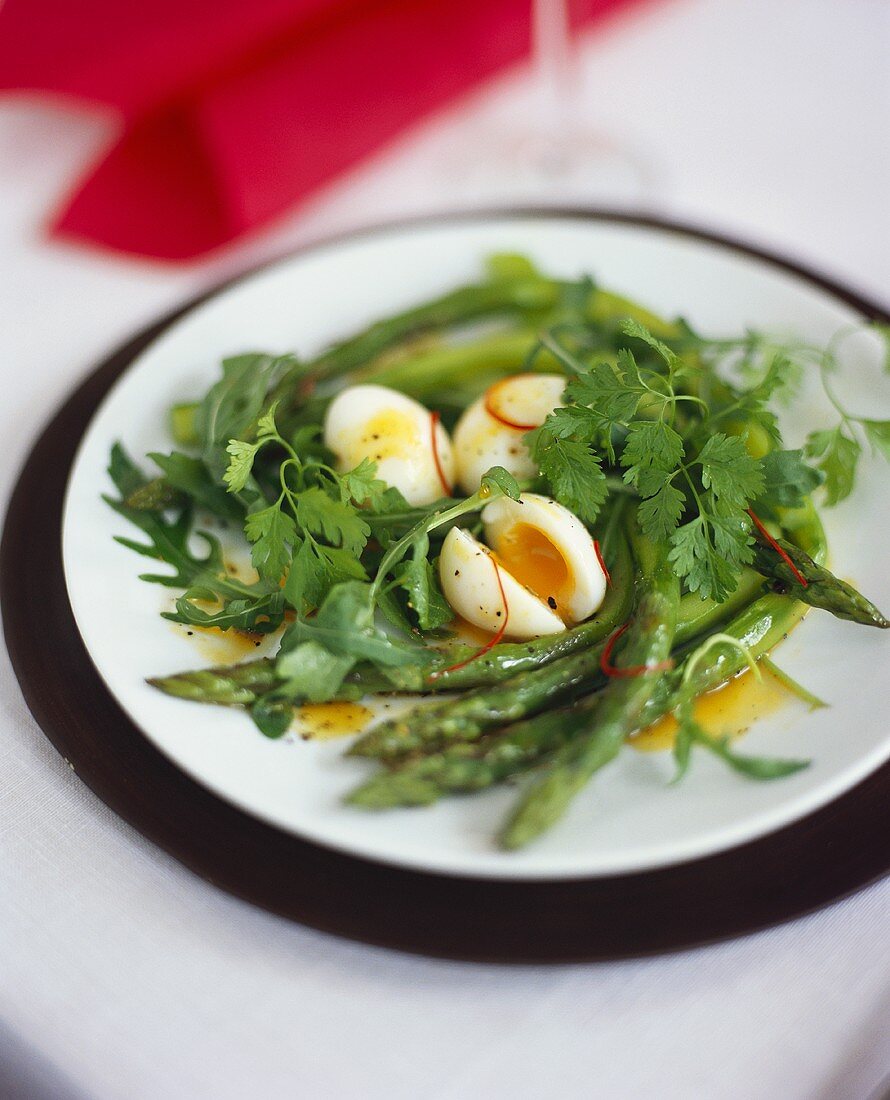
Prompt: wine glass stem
<box><xmin>533</xmin><ymin>0</ymin><xmax>576</xmax><ymax>129</ymax></box>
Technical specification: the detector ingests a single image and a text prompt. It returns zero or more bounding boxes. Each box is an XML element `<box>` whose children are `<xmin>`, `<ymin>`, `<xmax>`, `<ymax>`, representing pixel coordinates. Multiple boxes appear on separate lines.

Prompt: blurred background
<box><xmin>1</xmin><ymin>2</ymin><xmax>889</xmax><ymax>1097</ymax></box>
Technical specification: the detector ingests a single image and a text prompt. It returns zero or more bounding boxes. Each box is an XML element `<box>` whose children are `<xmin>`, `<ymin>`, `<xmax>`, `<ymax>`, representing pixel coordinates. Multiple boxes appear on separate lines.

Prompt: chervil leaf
<box><xmin>244</xmin><ymin>504</ymin><xmax>296</xmax><ymax>583</ymax></box>
<box><xmin>340</xmin><ymin>457</ymin><xmax>391</xmax><ymax>508</ymax></box>
<box><xmin>255</xmin><ymin>399</ymin><xmax>281</xmax><ymax>440</ymax></box>
<box><xmin>756</xmin><ymin>448</ymin><xmax>823</xmax><ymax>509</ymax></box>
<box><xmin>564</xmin><ymin>357</ymin><xmax>644</xmax><ymax>426</ymax></box>
<box><xmin>618</xmin><ymin>318</ymin><xmax>678</xmax><ymax>368</ymax></box>
<box><xmin>621</xmin><ymin>420</ymin><xmax>684</xmax><ymax>481</ymax></box>
<box><xmin>668</xmin><ymin>514</ymin><xmax>745</xmax><ymax>602</ymax></box>
<box><xmin>862</xmin><ymin>419</ymin><xmax>890</xmax><ymax>461</ymax></box>
<box><xmin>805</xmin><ymin>427</ymin><xmax>860</xmax><ymax>505</ymax></box>
<box><xmin>223</xmin><ymin>439</ymin><xmax>261</xmax><ymax>493</ymax></box>
<box><xmin>295</xmin><ymin>487</ymin><xmax>370</xmax><ymax>556</ymax></box>
<box><xmin>532</xmin><ymin>435</ymin><xmax>608</xmax><ymax>524</ymax></box>
<box><xmin>282</xmin><ymin>538</ymin><xmax>330</xmax><ymax>614</ymax></box>
<box><xmin>697</xmin><ymin>433</ymin><xmax>765</xmax><ymax>508</ymax></box>
<box><xmin>638</xmin><ymin>482</ymin><xmax>686</xmax><ymax>542</ymax></box>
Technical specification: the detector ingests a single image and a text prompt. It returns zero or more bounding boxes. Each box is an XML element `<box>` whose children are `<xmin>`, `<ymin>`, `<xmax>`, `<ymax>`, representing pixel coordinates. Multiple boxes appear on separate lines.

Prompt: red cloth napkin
<box><xmin>0</xmin><ymin>0</ymin><xmax>640</xmax><ymax>261</ymax></box>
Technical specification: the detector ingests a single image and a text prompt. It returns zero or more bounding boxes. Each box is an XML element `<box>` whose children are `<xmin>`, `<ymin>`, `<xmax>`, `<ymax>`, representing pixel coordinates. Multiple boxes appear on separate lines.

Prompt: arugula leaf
<box><xmin>398</xmin><ymin>538</ymin><xmax>454</xmax><ymax>631</ymax></box>
<box><xmin>480</xmin><ymin>465</ymin><xmax>521</xmax><ymax>501</ymax></box>
<box><xmin>276</xmin><ymin>581</ymin><xmax>426</xmax><ymax>702</ymax></box>
<box><xmin>166</xmin><ymin>589</ymin><xmax>285</xmax><ymax>633</ymax></box>
<box><xmin>197</xmin><ymin>352</ymin><xmax>295</xmax><ymax>477</ymax></box>
<box><xmin>276</xmin><ymin>640</ymin><xmax>358</xmax><ymax>705</ymax></box>
<box><xmin>805</xmin><ymin>426</ymin><xmax>860</xmax><ymax>505</ymax></box>
<box><xmin>250</xmin><ymin>696</ymin><xmax>293</xmax><ymax>739</ymax></box>
<box><xmin>105</xmin><ymin>444</ymin><xmax>224</xmax><ymax>588</ymax></box>
<box><xmin>147</xmin><ymin>451</ymin><xmax>244</xmax><ymax>521</ymax></box>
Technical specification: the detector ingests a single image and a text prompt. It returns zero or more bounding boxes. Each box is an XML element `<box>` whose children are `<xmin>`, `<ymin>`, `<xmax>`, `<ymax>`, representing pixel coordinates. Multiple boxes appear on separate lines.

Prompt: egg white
<box><xmin>452</xmin><ymin>373</ymin><xmax>566</xmax><ymax>493</ymax></box>
<box><xmin>438</xmin><ymin>527</ymin><xmax>565</xmax><ymax>639</ymax></box>
<box><xmin>323</xmin><ymin>383</ymin><xmax>455</xmax><ymax>506</ymax></box>
<box><xmin>482</xmin><ymin>494</ymin><xmax>608</xmax><ymax>624</ymax></box>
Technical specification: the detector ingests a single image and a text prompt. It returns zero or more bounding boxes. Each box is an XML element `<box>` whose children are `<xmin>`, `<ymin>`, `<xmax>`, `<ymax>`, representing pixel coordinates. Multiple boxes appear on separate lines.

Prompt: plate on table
<box><xmin>5</xmin><ymin>211</ymin><xmax>890</xmax><ymax>959</ymax></box>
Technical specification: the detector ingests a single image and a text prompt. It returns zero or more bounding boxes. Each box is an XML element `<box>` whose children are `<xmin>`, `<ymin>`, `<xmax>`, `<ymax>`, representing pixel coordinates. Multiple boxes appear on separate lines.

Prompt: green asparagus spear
<box><xmin>751</xmin><ymin>531</ymin><xmax>889</xmax><ymax>627</ymax></box>
<box><xmin>348</xmin><ymin>588</ymin><xmax>810</xmax><ymax>809</ymax></box>
<box><xmin>267</xmin><ymin>274</ymin><xmax>565</xmax><ymax>412</ymax></box>
<box><xmin>499</xmin><ymin>529</ymin><xmax>680</xmax><ymax>849</ymax></box>
<box><xmin>148</xmin><ymin>659</ymin><xmax>277</xmax><ymax>705</ymax></box>
<box><xmin>348</xmin><ymin>567</ymin><xmax>762</xmax><ymax>761</ymax></box>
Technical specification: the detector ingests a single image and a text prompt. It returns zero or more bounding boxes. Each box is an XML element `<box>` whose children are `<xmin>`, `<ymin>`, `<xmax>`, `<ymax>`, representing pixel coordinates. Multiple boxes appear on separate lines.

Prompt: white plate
<box><xmin>62</xmin><ymin>213</ymin><xmax>890</xmax><ymax>880</ymax></box>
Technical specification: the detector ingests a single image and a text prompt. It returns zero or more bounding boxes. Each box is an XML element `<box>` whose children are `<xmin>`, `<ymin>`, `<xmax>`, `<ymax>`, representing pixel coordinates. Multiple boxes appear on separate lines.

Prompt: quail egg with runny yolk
<box><xmin>323</xmin><ymin>383</ymin><xmax>455</xmax><ymax>506</ymax></box>
<box><xmin>438</xmin><ymin>493</ymin><xmax>609</xmax><ymax>640</ymax></box>
<box><xmin>451</xmin><ymin>373</ymin><xmax>567</xmax><ymax>494</ymax></box>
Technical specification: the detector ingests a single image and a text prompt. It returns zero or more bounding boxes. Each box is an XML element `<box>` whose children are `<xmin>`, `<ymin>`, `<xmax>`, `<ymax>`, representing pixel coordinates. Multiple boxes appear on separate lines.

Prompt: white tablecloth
<box><xmin>2</xmin><ymin>2</ymin><xmax>888</xmax><ymax>1097</ymax></box>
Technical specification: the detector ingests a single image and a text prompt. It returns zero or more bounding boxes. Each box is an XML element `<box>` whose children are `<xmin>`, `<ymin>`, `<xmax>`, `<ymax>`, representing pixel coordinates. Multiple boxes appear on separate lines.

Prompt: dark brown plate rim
<box><xmin>3</xmin><ymin>208</ymin><xmax>889</xmax><ymax>962</ymax></box>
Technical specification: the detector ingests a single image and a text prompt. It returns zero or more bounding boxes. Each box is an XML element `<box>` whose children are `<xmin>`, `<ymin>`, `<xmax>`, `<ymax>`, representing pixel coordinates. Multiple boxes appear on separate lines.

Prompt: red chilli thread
<box><xmin>429</xmin><ymin>557</ymin><xmax>510</xmax><ymax>680</ymax></box>
<box><xmin>429</xmin><ymin>411</ymin><xmax>453</xmax><ymax>497</ymax></box>
<box><xmin>594</xmin><ymin>539</ymin><xmax>612</xmax><ymax>587</ymax></box>
<box><xmin>600</xmin><ymin>622</ymin><xmax>675</xmax><ymax>679</ymax></box>
<box><xmin>747</xmin><ymin>508</ymin><xmax>808</xmax><ymax>588</ymax></box>
<box><xmin>483</xmin><ymin>381</ymin><xmax>538</xmax><ymax>432</ymax></box>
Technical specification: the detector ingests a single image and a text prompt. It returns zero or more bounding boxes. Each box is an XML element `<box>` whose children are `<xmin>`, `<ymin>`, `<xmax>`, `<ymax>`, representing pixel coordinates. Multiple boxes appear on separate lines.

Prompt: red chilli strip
<box><xmin>483</xmin><ymin>382</ymin><xmax>538</xmax><ymax>432</ymax></box>
<box><xmin>594</xmin><ymin>539</ymin><xmax>612</xmax><ymax>587</ymax></box>
<box><xmin>747</xmin><ymin>508</ymin><xmax>809</xmax><ymax>589</ymax></box>
<box><xmin>429</xmin><ymin>411</ymin><xmax>453</xmax><ymax>497</ymax></box>
<box><xmin>600</xmin><ymin>622</ymin><xmax>675</xmax><ymax>680</ymax></box>
<box><xmin>429</xmin><ymin>558</ymin><xmax>510</xmax><ymax>680</ymax></box>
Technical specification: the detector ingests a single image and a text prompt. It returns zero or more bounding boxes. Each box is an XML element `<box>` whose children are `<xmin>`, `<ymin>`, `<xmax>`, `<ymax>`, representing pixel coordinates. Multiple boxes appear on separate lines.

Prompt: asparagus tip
<box><xmin>346</xmin><ymin>773</ymin><xmax>440</xmax><ymax>809</ymax></box>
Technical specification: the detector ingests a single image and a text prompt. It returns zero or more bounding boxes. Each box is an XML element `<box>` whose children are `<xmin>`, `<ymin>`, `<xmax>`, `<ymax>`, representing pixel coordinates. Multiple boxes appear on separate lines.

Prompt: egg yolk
<box><xmin>342</xmin><ymin>409</ymin><xmax>418</xmax><ymax>466</ymax></box>
<box><xmin>493</xmin><ymin>524</ymin><xmax>571</xmax><ymax>618</ymax></box>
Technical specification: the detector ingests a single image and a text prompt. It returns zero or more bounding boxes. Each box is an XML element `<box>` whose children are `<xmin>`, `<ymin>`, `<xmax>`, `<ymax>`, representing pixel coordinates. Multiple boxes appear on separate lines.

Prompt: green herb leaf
<box><xmin>756</xmin><ymin>448</ymin><xmax>823</xmax><ymax>509</ymax></box>
<box><xmin>340</xmin><ymin>457</ymin><xmax>392</xmax><ymax>508</ymax></box>
<box><xmin>147</xmin><ymin>451</ymin><xmax>244</xmax><ymax>521</ymax></box>
<box><xmin>638</xmin><ymin>482</ymin><xmax>686</xmax><ymax>543</ymax></box>
<box><xmin>531</xmin><ymin>434</ymin><xmax>608</xmax><ymax>524</ymax></box>
<box><xmin>805</xmin><ymin>426</ymin><xmax>860</xmax><ymax>505</ymax></box>
<box><xmin>198</xmin><ymin>352</ymin><xmax>294</xmax><ymax>478</ymax></box>
<box><xmin>399</xmin><ymin>539</ymin><xmax>454</xmax><ymax>631</ymax></box>
<box><xmin>223</xmin><ymin>439</ymin><xmax>262</xmax><ymax>493</ymax></box>
<box><xmin>696</xmin><ymin>433</ymin><xmax>765</xmax><ymax>508</ymax></box>
<box><xmin>861</xmin><ymin>419</ymin><xmax>890</xmax><ymax>461</ymax></box>
<box><xmin>295</xmin><ymin>487</ymin><xmax>370</xmax><ymax>556</ymax></box>
<box><xmin>480</xmin><ymin>465</ymin><xmax>521</xmax><ymax>501</ymax></box>
<box><xmin>618</xmin><ymin>318</ymin><xmax>678</xmax><ymax>368</ymax></box>
<box><xmin>244</xmin><ymin>504</ymin><xmax>296</xmax><ymax>583</ymax></box>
